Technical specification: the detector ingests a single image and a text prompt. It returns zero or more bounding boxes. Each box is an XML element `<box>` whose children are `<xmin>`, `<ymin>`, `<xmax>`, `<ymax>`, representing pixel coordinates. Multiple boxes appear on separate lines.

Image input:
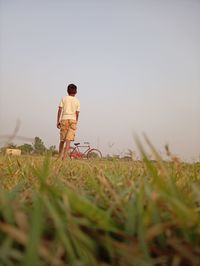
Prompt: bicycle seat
<box><xmin>74</xmin><ymin>143</ymin><xmax>80</xmax><ymax>146</ymax></box>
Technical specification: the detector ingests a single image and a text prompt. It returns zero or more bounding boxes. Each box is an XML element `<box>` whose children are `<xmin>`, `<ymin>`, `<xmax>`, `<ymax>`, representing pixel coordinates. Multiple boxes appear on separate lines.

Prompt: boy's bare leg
<box><xmin>59</xmin><ymin>141</ymin><xmax>65</xmax><ymax>158</ymax></box>
<box><xmin>62</xmin><ymin>140</ymin><xmax>71</xmax><ymax>160</ymax></box>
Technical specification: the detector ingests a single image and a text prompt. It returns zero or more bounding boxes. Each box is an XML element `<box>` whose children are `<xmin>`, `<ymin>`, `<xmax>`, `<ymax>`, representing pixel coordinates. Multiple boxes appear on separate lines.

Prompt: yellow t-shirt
<box><xmin>59</xmin><ymin>96</ymin><xmax>80</xmax><ymax>121</ymax></box>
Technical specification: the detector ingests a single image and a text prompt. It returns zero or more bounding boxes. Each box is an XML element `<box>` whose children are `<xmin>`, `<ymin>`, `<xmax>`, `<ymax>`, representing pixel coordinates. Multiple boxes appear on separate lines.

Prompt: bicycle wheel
<box><xmin>87</xmin><ymin>149</ymin><xmax>102</xmax><ymax>159</ymax></box>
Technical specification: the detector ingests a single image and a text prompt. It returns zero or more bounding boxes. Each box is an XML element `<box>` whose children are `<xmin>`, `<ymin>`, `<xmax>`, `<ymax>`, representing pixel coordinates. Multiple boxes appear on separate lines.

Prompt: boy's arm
<box><xmin>57</xmin><ymin>107</ymin><xmax>62</xmax><ymax>128</ymax></box>
<box><xmin>76</xmin><ymin>100</ymin><xmax>80</xmax><ymax>122</ymax></box>
<box><xmin>76</xmin><ymin>111</ymin><xmax>80</xmax><ymax>122</ymax></box>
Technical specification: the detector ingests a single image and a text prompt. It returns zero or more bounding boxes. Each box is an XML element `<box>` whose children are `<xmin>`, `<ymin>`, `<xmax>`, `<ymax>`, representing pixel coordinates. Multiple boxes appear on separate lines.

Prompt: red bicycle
<box><xmin>69</xmin><ymin>142</ymin><xmax>102</xmax><ymax>159</ymax></box>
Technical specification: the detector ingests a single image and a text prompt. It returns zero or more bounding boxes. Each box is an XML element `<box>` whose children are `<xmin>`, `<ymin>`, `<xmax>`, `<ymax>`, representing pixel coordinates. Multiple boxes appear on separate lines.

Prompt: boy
<box><xmin>57</xmin><ymin>83</ymin><xmax>80</xmax><ymax>159</ymax></box>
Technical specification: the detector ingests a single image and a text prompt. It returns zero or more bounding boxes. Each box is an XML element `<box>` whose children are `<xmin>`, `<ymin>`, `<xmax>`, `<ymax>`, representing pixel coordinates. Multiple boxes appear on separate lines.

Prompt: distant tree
<box><xmin>18</xmin><ymin>143</ymin><xmax>33</xmax><ymax>155</ymax></box>
<box><xmin>48</xmin><ymin>145</ymin><xmax>58</xmax><ymax>155</ymax></box>
<box><xmin>33</xmin><ymin>137</ymin><xmax>46</xmax><ymax>154</ymax></box>
<box><xmin>49</xmin><ymin>145</ymin><xmax>56</xmax><ymax>151</ymax></box>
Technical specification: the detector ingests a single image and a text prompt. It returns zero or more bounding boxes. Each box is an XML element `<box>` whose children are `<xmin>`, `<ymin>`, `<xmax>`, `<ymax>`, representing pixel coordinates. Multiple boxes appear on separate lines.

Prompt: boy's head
<box><xmin>67</xmin><ymin>84</ymin><xmax>77</xmax><ymax>95</ymax></box>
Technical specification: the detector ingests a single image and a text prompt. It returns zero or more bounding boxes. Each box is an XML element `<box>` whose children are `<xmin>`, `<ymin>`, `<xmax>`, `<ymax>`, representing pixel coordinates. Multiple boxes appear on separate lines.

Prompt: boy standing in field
<box><xmin>57</xmin><ymin>84</ymin><xmax>80</xmax><ymax>159</ymax></box>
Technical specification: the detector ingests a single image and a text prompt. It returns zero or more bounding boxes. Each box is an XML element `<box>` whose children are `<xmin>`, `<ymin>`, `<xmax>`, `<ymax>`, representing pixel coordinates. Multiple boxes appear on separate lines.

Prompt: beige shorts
<box><xmin>60</xmin><ymin>120</ymin><xmax>77</xmax><ymax>141</ymax></box>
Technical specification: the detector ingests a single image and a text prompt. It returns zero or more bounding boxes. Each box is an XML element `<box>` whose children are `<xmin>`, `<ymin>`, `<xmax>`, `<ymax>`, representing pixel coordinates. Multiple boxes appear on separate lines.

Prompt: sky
<box><xmin>0</xmin><ymin>0</ymin><xmax>200</xmax><ymax>161</ymax></box>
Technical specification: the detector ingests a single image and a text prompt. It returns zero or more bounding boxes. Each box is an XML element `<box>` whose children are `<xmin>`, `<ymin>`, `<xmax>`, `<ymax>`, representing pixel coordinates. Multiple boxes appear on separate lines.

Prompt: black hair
<box><xmin>67</xmin><ymin>84</ymin><xmax>77</xmax><ymax>94</ymax></box>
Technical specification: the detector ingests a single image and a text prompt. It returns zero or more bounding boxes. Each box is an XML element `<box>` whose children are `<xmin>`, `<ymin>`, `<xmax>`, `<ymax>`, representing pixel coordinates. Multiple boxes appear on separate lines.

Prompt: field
<box><xmin>0</xmin><ymin>150</ymin><xmax>200</xmax><ymax>266</ymax></box>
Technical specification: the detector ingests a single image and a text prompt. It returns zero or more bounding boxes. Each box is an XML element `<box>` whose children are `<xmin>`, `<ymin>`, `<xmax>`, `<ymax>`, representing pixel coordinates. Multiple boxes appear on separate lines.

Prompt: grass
<box><xmin>0</xmin><ymin>151</ymin><xmax>200</xmax><ymax>266</ymax></box>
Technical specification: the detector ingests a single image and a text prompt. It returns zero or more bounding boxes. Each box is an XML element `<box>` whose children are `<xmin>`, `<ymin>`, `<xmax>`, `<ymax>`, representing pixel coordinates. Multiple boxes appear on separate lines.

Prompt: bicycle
<box><xmin>69</xmin><ymin>142</ymin><xmax>102</xmax><ymax>159</ymax></box>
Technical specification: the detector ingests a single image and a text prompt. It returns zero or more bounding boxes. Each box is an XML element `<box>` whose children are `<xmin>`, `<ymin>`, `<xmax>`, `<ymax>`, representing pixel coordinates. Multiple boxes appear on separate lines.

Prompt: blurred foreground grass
<box><xmin>0</xmin><ymin>154</ymin><xmax>200</xmax><ymax>266</ymax></box>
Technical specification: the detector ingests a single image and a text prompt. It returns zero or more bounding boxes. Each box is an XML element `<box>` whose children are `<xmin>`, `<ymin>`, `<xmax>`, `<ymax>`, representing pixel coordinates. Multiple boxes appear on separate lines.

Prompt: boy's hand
<box><xmin>57</xmin><ymin>122</ymin><xmax>61</xmax><ymax>129</ymax></box>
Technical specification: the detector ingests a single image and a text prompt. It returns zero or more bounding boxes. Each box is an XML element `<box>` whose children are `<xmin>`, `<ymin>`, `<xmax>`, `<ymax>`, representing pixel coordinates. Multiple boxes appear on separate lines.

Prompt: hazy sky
<box><xmin>0</xmin><ymin>0</ymin><xmax>200</xmax><ymax>160</ymax></box>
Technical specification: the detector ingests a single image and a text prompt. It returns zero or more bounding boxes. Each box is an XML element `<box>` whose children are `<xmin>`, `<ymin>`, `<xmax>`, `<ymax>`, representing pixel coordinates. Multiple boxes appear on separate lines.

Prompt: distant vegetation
<box><xmin>0</xmin><ymin>136</ymin><xmax>57</xmax><ymax>156</ymax></box>
<box><xmin>0</xmin><ymin>137</ymin><xmax>135</xmax><ymax>160</ymax></box>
